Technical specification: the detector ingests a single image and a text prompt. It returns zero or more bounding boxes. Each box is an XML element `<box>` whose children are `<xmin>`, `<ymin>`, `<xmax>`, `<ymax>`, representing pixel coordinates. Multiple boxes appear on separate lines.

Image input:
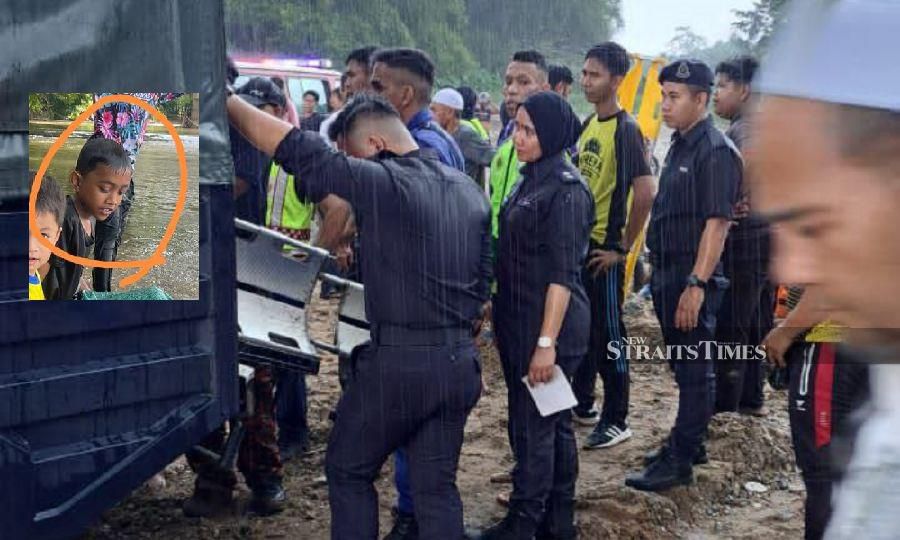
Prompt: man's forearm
<box><xmin>691</xmin><ymin>218</ymin><xmax>730</xmax><ymax>281</ymax></box>
<box><xmin>315</xmin><ymin>195</ymin><xmax>353</xmax><ymax>252</ymax></box>
<box><xmin>623</xmin><ymin>176</ymin><xmax>655</xmax><ymax>251</ymax></box>
<box><xmin>781</xmin><ymin>286</ymin><xmax>828</xmax><ymax>334</ymax></box>
<box><xmin>226</xmin><ymin>95</ymin><xmax>294</xmax><ymax>157</ymax></box>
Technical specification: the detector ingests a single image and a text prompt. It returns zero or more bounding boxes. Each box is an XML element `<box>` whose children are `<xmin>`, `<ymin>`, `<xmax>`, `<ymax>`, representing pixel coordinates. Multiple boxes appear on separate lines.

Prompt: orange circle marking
<box><xmin>29</xmin><ymin>94</ymin><xmax>189</xmax><ymax>289</ymax></box>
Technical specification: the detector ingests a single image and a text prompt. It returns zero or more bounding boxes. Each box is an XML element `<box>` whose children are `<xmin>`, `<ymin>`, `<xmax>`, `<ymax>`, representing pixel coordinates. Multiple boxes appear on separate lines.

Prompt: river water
<box><xmin>29</xmin><ymin>133</ymin><xmax>200</xmax><ymax>300</ymax></box>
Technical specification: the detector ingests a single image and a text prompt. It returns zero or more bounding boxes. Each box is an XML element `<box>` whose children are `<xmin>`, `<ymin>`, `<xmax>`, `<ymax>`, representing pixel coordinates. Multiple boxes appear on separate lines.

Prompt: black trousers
<box><xmin>787</xmin><ymin>342</ymin><xmax>869</xmax><ymax>540</ymax></box>
<box><xmin>93</xmin><ymin>179</ymin><xmax>135</xmax><ymax>292</ymax></box>
<box><xmin>715</xmin><ymin>254</ymin><xmax>773</xmax><ymax>412</ymax></box>
<box><xmin>325</xmin><ymin>338</ymin><xmax>481</xmax><ymax>540</ymax></box>
<box><xmin>498</xmin><ymin>340</ymin><xmax>580</xmax><ymax>535</ymax></box>
<box><xmin>573</xmin><ymin>255</ymin><xmax>629</xmax><ymax>426</ymax></box>
<box><xmin>651</xmin><ymin>264</ymin><xmax>725</xmax><ymax>464</ymax></box>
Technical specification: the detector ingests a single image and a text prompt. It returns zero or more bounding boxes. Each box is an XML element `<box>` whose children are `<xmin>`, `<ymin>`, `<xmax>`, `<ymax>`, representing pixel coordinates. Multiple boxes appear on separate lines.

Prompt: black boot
<box><xmin>383</xmin><ymin>509</ymin><xmax>419</xmax><ymax>540</ymax></box>
<box><xmin>626</xmin><ymin>449</ymin><xmax>693</xmax><ymax>492</ymax></box>
<box><xmin>183</xmin><ymin>476</ymin><xmax>235</xmax><ymax>518</ymax></box>
<box><xmin>472</xmin><ymin>510</ymin><xmax>537</xmax><ymax>540</ymax></box>
<box><xmin>249</xmin><ymin>481</ymin><xmax>286</xmax><ymax>516</ymax></box>
<box><xmin>643</xmin><ymin>438</ymin><xmax>707</xmax><ymax>466</ymax></box>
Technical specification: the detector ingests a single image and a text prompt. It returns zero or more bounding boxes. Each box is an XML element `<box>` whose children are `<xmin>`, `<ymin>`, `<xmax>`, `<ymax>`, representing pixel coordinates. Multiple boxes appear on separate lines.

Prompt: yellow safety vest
<box><xmin>266</xmin><ymin>163</ymin><xmax>315</xmax><ymax>240</ymax></box>
<box><xmin>465</xmin><ymin>118</ymin><xmax>489</xmax><ymax>141</ymax></box>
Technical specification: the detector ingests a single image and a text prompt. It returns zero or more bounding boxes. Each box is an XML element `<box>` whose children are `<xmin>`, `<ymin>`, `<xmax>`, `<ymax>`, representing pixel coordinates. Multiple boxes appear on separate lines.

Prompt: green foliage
<box><xmin>663</xmin><ymin>0</ymin><xmax>794</xmax><ymax>68</ymax></box>
<box><xmin>732</xmin><ymin>0</ymin><xmax>792</xmax><ymax>55</ymax></box>
<box><xmin>157</xmin><ymin>94</ymin><xmax>194</xmax><ymax>120</ymax></box>
<box><xmin>28</xmin><ymin>93</ymin><xmax>92</xmax><ymax>121</ymax></box>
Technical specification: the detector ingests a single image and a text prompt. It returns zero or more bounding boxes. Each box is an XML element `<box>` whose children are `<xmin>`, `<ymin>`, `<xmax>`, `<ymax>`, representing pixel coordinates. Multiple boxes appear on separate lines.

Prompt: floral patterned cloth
<box><xmin>92</xmin><ymin>93</ymin><xmax>182</xmax><ymax>166</ymax></box>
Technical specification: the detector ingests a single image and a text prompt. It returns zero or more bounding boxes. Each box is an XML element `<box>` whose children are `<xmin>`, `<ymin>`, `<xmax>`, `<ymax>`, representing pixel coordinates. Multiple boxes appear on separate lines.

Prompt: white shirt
<box><xmin>826</xmin><ymin>362</ymin><xmax>900</xmax><ymax>540</ymax></box>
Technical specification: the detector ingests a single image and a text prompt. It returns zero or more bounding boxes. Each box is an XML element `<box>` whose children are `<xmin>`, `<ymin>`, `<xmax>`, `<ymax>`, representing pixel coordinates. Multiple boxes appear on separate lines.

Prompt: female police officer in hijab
<box><xmin>477</xmin><ymin>92</ymin><xmax>594</xmax><ymax>540</ymax></box>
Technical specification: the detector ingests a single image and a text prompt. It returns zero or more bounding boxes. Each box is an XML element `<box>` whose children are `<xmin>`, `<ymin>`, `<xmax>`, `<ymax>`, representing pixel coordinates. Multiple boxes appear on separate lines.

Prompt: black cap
<box><xmin>659</xmin><ymin>59</ymin><xmax>714</xmax><ymax>89</ymax></box>
<box><xmin>237</xmin><ymin>77</ymin><xmax>286</xmax><ymax>109</ymax></box>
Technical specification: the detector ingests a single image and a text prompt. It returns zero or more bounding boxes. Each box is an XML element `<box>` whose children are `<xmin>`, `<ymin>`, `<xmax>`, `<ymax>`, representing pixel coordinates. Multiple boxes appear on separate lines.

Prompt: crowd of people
<box><xmin>165</xmin><ymin>1</ymin><xmax>899</xmax><ymax>538</ymax></box>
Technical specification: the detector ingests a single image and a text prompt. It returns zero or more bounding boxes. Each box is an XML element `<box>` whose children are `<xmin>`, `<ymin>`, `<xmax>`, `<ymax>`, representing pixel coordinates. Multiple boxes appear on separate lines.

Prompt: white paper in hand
<box><xmin>521</xmin><ymin>365</ymin><xmax>578</xmax><ymax>417</ymax></box>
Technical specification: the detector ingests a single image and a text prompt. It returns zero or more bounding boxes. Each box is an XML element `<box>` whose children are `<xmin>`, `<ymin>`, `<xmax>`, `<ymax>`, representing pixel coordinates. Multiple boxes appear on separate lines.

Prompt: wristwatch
<box><xmin>686</xmin><ymin>273</ymin><xmax>708</xmax><ymax>290</ymax></box>
<box><xmin>537</xmin><ymin>336</ymin><xmax>554</xmax><ymax>349</ymax></box>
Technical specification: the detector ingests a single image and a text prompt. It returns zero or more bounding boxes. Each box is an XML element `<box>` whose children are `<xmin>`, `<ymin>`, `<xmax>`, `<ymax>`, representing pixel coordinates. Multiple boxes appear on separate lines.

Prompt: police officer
<box><xmin>368</xmin><ymin>47</ymin><xmax>467</xmax><ymax>539</ymax></box>
<box><xmin>627</xmin><ymin>59</ymin><xmax>740</xmax><ymax>492</ymax></box>
<box><xmin>226</xmin><ymin>92</ymin><xmax>490</xmax><ymax>540</ymax></box>
<box><xmin>477</xmin><ymin>91</ymin><xmax>593</xmax><ymax>539</ymax></box>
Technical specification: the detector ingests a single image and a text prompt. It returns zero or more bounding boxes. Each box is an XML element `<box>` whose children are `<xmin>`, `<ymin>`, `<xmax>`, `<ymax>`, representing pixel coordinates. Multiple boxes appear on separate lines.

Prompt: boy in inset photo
<box><xmin>42</xmin><ymin>138</ymin><xmax>133</xmax><ymax>300</ymax></box>
<box><xmin>28</xmin><ymin>174</ymin><xmax>65</xmax><ymax>300</ymax></box>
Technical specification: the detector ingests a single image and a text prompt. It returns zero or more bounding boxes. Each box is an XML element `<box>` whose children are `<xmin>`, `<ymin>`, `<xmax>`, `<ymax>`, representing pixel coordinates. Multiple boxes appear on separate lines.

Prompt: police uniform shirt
<box><xmin>646</xmin><ymin>116</ymin><xmax>740</xmax><ymax>270</ymax></box>
<box><xmin>577</xmin><ymin>110</ymin><xmax>651</xmax><ymax>250</ymax></box>
<box><xmin>495</xmin><ymin>155</ymin><xmax>594</xmax><ymax>357</ymax></box>
<box><xmin>273</xmin><ymin>128</ymin><xmax>492</xmax><ymax>329</ymax></box>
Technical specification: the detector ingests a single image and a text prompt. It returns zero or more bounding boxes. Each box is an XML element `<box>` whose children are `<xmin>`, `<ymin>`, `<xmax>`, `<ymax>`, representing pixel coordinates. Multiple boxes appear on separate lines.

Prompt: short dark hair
<box><xmin>549</xmin><ymin>65</ymin><xmax>574</xmax><ymax>87</ymax></box>
<box><xmin>585</xmin><ymin>42</ymin><xmax>630</xmax><ymax>77</ymax></box>
<box><xmin>370</xmin><ymin>47</ymin><xmax>436</xmax><ymax>86</ymax></box>
<box><xmin>511</xmin><ymin>50</ymin><xmax>548</xmax><ymax>74</ymax></box>
<box><xmin>34</xmin><ymin>172</ymin><xmax>66</xmax><ymax>228</ymax></box>
<box><xmin>303</xmin><ymin>90</ymin><xmax>320</xmax><ymax>102</ymax></box>
<box><xmin>332</xmin><ymin>93</ymin><xmax>401</xmax><ymax>140</ymax></box>
<box><xmin>457</xmin><ymin>86</ymin><xmax>478</xmax><ymax>120</ymax></box>
<box><xmin>76</xmin><ymin>138</ymin><xmax>130</xmax><ymax>175</ymax></box>
<box><xmin>346</xmin><ymin>46</ymin><xmax>378</xmax><ymax>69</ymax></box>
<box><xmin>715</xmin><ymin>55</ymin><xmax>760</xmax><ymax>85</ymax></box>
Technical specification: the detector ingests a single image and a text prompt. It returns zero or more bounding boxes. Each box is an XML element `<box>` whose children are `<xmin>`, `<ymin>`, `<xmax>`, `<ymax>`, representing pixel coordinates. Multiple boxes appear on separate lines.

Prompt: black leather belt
<box><xmin>371</xmin><ymin>323</ymin><xmax>472</xmax><ymax>346</ymax></box>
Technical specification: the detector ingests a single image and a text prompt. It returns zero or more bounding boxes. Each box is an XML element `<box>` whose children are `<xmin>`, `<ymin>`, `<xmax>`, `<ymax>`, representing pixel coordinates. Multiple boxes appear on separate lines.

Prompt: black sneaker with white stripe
<box><xmin>583</xmin><ymin>422</ymin><xmax>633</xmax><ymax>449</ymax></box>
<box><xmin>573</xmin><ymin>404</ymin><xmax>600</xmax><ymax>426</ymax></box>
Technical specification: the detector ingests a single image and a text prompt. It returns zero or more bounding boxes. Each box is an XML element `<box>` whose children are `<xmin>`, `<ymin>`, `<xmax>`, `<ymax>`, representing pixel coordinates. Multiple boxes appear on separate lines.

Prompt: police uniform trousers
<box><xmin>786</xmin><ymin>342</ymin><xmax>869</xmax><ymax>540</ymax></box>
<box><xmin>185</xmin><ymin>366</ymin><xmax>282</xmax><ymax>492</ymax></box>
<box><xmin>715</xmin><ymin>235</ymin><xmax>773</xmax><ymax>413</ymax></box>
<box><xmin>326</xmin><ymin>326</ymin><xmax>481</xmax><ymax>540</ymax></box>
<box><xmin>92</xmin><ymin>178</ymin><xmax>135</xmax><ymax>292</ymax></box>
<box><xmin>496</xmin><ymin>329</ymin><xmax>581</xmax><ymax>533</ymax></box>
<box><xmin>573</xmin><ymin>252</ymin><xmax>629</xmax><ymax>426</ymax></box>
<box><xmin>650</xmin><ymin>263</ymin><xmax>725</xmax><ymax>464</ymax></box>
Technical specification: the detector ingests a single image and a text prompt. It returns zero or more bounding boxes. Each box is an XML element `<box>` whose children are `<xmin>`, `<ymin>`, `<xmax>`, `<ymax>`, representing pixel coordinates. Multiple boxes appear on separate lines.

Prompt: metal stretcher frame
<box><xmin>234</xmin><ymin>219</ymin><xmax>326</xmax><ymax>375</ymax></box>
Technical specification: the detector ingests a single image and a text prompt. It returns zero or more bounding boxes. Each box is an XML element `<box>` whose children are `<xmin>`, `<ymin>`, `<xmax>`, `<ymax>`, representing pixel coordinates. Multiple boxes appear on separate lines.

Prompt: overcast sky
<box><xmin>612</xmin><ymin>0</ymin><xmax>757</xmax><ymax>56</ymax></box>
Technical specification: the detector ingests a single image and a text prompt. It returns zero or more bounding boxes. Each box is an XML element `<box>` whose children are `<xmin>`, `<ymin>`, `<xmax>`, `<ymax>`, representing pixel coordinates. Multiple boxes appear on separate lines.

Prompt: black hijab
<box><xmin>521</xmin><ymin>91</ymin><xmax>582</xmax><ymax>158</ymax></box>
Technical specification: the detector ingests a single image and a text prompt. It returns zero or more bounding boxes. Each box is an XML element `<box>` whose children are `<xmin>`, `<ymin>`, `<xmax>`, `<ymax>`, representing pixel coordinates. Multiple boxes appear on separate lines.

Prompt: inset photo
<box><xmin>28</xmin><ymin>93</ymin><xmax>200</xmax><ymax>300</ymax></box>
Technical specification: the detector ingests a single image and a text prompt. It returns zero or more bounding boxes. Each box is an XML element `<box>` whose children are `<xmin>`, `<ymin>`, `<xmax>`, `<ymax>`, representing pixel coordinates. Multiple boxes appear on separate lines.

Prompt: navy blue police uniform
<box><xmin>272</xmin><ymin>126</ymin><xmax>491</xmax><ymax>540</ymax></box>
<box><xmin>644</xmin><ymin>60</ymin><xmax>741</xmax><ymax>469</ymax></box>
<box><xmin>392</xmin><ymin>106</ymin><xmax>466</xmax><ymax>524</ymax></box>
<box><xmin>491</xmin><ymin>92</ymin><xmax>594</xmax><ymax>538</ymax></box>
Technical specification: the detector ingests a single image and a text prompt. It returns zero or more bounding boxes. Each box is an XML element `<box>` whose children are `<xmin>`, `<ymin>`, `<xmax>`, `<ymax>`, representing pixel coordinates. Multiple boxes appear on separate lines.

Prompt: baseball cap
<box><xmin>237</xmin><ymin>77</ymin><xmax>286</xmax><ymax>109</ymax></box>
